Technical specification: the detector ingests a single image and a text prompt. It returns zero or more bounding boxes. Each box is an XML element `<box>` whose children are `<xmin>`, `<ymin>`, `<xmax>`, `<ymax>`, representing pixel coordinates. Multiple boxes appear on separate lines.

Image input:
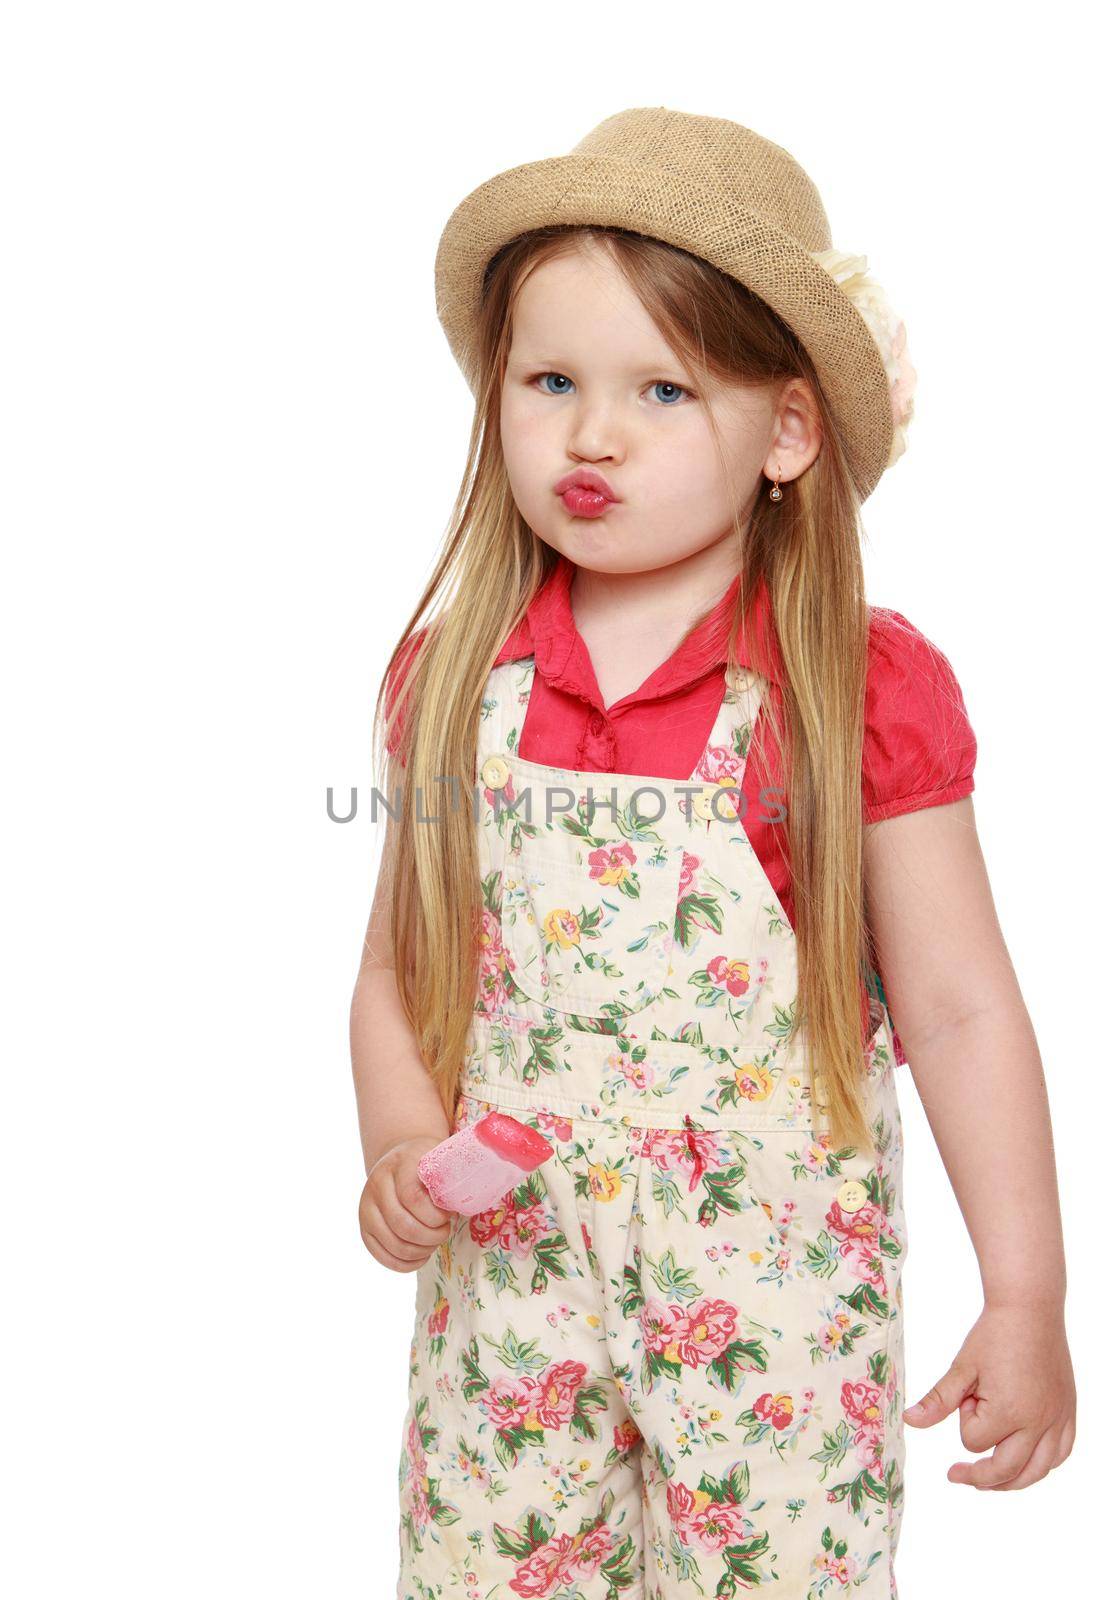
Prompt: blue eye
<box><xmin>537</xmin><ymin>372</ymin><xmax>574</xmax><ymax>395</ymax></box>
<box><xmin>651</xmin><ymin>381</ymin><xmax>687</xmax><ymax>405</ymax></box>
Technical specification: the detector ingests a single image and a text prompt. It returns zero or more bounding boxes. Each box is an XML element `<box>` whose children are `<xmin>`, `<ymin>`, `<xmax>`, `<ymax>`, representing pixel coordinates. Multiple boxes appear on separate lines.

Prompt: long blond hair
<box><xmin>375</xmin><ymin>224</ymin><xmax>879</xmax><ymax>1156</ymax></box>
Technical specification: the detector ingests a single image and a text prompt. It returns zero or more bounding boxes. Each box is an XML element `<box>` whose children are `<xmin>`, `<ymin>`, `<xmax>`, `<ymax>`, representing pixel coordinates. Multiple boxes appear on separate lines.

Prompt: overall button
<box><xmin>692</xmin><ymin>778</ymin><xmax>738</xmax><ymax>822</ymax></box>
<box><xmin>836</xmin><ymin>1179</ymin><xmax>868</xmax><ymax>1213</ymax></box>
<box><xmin>480</xmin><ymin>755</ymin><xmax>509</xmax><ymax>790</ymax></box>
<box><xmin>692</xmin><ymin>786</ymin><xmax>718</xmax><ymax>822</ymax></box>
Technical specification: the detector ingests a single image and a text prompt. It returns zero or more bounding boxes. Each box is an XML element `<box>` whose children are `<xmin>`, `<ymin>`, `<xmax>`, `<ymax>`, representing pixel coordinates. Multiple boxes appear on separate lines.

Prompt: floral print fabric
<box><xmin>396</xmin><ymin>659</ymin><xmax>908</xmax><ymax>1599</ymax></box>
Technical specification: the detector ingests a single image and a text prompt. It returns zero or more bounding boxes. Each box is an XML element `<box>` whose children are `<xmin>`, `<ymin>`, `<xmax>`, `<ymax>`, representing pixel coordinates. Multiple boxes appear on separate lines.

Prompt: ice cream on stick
<box><xmin>417</xmin><ymin>1111</ymin><xmax>554</xmax><ymax>1216</ymax></box>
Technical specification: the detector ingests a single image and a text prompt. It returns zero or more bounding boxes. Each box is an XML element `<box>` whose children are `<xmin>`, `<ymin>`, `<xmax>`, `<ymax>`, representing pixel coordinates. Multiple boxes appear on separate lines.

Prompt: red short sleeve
<box><xmin>863</xmin><ymin>608</ymin><xmax>977</xmax><ymax>824</ymax></box>
<box><xmin>382</xmin><ymin>628</ymin><xmax>429</xmax><ymax>766</ymax></box>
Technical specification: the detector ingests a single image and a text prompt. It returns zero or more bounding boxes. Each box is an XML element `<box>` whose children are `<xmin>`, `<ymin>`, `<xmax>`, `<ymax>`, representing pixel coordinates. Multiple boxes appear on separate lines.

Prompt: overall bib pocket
<box><xmin>498</xmin><ymin>840</ymin><xmax>685</xmax><ymax>1020</ymax></box>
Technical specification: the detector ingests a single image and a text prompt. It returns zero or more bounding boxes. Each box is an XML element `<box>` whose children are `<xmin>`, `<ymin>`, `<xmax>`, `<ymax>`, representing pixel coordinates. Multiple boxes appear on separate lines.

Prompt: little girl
<box><xmin>350</xmin><ymin>108</ymin><xmax>1075</xmax><ymax>1599</ymax></box>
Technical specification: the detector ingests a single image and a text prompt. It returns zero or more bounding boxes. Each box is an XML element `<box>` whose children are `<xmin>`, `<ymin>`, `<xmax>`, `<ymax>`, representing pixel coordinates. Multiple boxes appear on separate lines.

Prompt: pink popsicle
<box><xmin>417</xmin><ymin>1112</ymin><xmax>554</xmax><ymax>1216</ymax></box>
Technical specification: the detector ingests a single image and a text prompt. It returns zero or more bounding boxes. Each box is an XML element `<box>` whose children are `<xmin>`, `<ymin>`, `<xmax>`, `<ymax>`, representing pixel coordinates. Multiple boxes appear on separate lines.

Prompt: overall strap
<box><xmin>479</xmin><ymin>656</ymin><xmax>536</xmax><ymax>762</ymax></box>
<box><xmin>689</xmin><ymin>662</ymin><xmax>769</xmax><ymax>784</ymax></box>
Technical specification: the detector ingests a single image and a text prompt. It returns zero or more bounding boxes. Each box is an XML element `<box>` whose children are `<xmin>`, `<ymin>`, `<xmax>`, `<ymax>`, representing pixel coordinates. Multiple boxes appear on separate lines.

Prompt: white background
<box><xmin>3</xmin><ymin>3</ymin><xmax>1100</xmax><ymax>1594</ymax></box>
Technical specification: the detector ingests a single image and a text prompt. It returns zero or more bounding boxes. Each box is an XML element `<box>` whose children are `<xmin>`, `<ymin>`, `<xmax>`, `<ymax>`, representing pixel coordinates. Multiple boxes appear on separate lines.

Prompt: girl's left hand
<box><xmin>903</xmin><ymin>1301</ymin><xmax>1077</xmax><ymax>1489</ymax></box>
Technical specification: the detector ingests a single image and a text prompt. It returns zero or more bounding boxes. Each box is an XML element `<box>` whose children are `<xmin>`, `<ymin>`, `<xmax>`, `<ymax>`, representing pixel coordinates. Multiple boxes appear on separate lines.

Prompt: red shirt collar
<box><xmin>494</xmin><ymin>552</ymin><xmax>782</xmax><ymax>708</ymax></box>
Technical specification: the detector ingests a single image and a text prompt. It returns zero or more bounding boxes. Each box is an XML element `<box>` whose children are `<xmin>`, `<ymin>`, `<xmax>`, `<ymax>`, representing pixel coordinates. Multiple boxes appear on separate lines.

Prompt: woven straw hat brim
<box><xmin>435</xmin><ymin>151</ymin><xmax>894</xmax><ymax>503</ymax></box>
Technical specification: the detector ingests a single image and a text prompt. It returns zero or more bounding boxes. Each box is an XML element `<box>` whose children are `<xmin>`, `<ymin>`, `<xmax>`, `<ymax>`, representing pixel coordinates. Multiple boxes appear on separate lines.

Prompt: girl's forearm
<box><xmin>904</xmin><ymin>1002</ymin><xmax>1066</xmax><ymax>1311</ymax></box>
<box><xmin>350</xmin><ymin>965</ymin><xmax>451</xmax><ymax>1178</ymax></box>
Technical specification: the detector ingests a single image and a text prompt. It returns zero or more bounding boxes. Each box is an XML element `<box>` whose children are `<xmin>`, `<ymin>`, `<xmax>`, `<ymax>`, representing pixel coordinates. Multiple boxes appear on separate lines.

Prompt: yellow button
<box><xmin>836</xmin><ymin>1179</ymin><xmax>868</xmax><ymax>1214</ymax></box>
<box><xmin>692</xmin><ymin>787</ymin><xmax>718</xmax><ymax>822</ymax></box>
<box><xmin>692</xmin><ymin>779</ymin><xmax>739</xmax><ymax>822</ymax></box>
<box><xmin>480</xmin><ymin>755</ymin><xmax>509</xmax><ymax>790</ymax></box>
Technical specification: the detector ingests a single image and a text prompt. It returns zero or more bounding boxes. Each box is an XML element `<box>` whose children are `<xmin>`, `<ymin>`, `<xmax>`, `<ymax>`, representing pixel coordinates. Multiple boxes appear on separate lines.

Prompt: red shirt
<box><xmin>385</xmin><ymin>554</ymin><xmax>977</xmax><ymax>930</ymax></box>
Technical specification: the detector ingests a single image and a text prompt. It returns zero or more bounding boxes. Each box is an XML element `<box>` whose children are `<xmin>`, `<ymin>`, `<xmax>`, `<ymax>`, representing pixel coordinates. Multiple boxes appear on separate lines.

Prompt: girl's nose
<box><xmin>566</xmin><ymin>405</ymin><xmax>627</xmax><ymax>459</ymax></box>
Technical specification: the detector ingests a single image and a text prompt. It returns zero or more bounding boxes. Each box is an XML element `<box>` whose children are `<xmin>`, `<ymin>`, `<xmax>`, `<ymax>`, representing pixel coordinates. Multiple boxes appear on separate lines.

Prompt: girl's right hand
<box><xmin>359</xmin><ymin>1136</ymin><xmax>456</xmax><ymax>1272</ymax></box>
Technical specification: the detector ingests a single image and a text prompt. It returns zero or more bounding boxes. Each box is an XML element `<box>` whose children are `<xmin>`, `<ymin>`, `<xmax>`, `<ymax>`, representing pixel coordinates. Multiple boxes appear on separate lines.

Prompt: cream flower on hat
<box><xmin>812</xmin><ymin>250</ymin><xmax>917</xmax><ymax>468</ymax></box>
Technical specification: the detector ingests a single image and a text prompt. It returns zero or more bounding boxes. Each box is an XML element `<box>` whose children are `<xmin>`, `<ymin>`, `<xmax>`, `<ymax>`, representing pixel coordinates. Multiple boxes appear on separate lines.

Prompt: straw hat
<box><xmin>434</xmin><ymin>106</ymin><xmax>916</xmax><ymax>503</ymax></box>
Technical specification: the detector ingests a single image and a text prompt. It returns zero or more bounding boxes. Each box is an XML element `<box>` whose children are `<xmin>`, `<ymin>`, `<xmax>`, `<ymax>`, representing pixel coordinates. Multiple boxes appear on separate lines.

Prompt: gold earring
<box><xmin>768</xmin><ymin>464</ymin><xmax>783</xmax><ymax>503</ymax></box>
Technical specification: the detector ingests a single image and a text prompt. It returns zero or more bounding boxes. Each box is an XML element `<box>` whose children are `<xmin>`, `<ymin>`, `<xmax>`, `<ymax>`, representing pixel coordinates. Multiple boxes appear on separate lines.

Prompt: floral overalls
<box><xmin>397</xmin><ymin>656</ymin><xmax>908</xmax><ymax>1600</ymax></box>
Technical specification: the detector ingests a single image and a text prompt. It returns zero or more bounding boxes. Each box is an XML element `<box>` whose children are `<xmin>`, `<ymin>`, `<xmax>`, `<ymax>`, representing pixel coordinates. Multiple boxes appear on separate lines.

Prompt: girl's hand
<box><xmin>903</xmin><ymin>1300</ymin><xmax>1077</xmax><ymax>1489</ymax></box>
<box><xmin>359</xmin><ymin>1136</ymin><xmax>455</xmax><ymax>1273</ymax></box>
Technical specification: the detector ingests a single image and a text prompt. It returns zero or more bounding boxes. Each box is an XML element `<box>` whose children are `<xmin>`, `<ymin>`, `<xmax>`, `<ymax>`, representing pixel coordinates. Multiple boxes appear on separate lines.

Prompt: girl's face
<box><xmin>499</xmin><ymin>241</ymin><xmax>817</xmax><ymax>577</ymax></box>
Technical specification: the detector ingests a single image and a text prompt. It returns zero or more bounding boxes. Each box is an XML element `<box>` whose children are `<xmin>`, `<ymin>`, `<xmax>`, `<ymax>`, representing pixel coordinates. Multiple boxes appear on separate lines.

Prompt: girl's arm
<box><xmin>350</xmin><ymin>810</ymin><xmax>453</xmax><ymax>1271</ymax></box>
<box><xmin>863</xmin><ymin>796</ymin><xmax>1076</xmax><ymax>1488</ymax></box>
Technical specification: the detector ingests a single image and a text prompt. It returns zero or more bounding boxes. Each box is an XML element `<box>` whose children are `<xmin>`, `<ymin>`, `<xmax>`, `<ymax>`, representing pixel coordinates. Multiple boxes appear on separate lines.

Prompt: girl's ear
<box><xmin>765</xmin><ymin>378</ymin><xmax>824</xmax><ymax>482</ymax></box>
